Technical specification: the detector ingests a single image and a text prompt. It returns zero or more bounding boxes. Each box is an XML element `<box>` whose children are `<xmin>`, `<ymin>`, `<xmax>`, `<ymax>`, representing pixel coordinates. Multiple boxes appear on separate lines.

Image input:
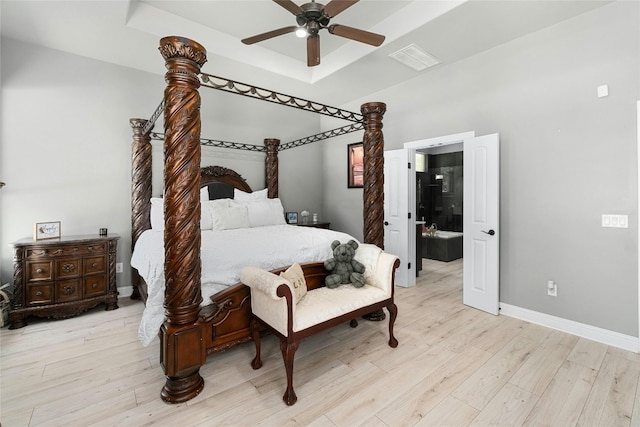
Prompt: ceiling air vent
<box><xmin>389</xmin><ymin>44</ymin><xmax>439</xmax><ymax>71</ymax></box>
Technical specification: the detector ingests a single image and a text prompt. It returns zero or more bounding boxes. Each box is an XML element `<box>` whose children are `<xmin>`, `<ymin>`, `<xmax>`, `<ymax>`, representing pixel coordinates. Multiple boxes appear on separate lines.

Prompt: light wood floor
<box><xmin>3</xmin><ymin>258</ymin><xmax>640</xmax><ymax>426</ymax></box>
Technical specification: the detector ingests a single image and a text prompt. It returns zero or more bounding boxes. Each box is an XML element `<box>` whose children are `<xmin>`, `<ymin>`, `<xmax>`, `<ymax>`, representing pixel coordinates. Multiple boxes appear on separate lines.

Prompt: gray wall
<box><xmin>0</xmin><ymin>38</ymin><xmax>323</xmax><ymax>290</ymax></box>
<box><xmin>323</xmin><ymin>2</ymin><xmax>640</xmax><ymax>336</ymax></box>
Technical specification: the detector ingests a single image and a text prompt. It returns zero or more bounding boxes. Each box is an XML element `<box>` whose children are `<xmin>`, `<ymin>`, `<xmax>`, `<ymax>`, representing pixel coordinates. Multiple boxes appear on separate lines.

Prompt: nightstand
<box><xmin>9</xmin><ymin>234</ymin><xmax>119</xmax><ymax>329</ymax></box>
<box><xmin>298</xmin><ymin>222</ymin><xmax>331</xmax><ymax>229</ymax></box>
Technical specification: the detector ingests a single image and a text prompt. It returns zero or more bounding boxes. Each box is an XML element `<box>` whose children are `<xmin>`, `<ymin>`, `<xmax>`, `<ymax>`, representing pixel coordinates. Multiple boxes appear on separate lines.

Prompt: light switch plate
<box><xmin>602</xmin><ymin>214</ymin><xmax>628</xmax><ymax>228</ymax></box>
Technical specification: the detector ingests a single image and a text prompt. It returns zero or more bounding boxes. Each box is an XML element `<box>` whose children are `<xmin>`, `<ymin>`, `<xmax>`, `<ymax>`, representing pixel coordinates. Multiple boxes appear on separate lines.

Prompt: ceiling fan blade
<box><xmin>307</xmin><ymin>35</ymin><xmax>320</xmax><ymax>67</ymax></box>
<box><xmin>273</xmin><ymin>0</ymin><xmax>304</xmax><ymax>15</ymax></box>
<box><xmin>241</xmin><ymin>26</ymin><xmax>298</xmax><ymax>45</ymax></box>
<box><xmin>323</xmin><ymin>0</ymin><xmax>359</xmax><ymax>18</ymax></box>
<box><xmin>328</xmin><ymin>24</ymin><xmax>385</xmax><ymax>47</ymax></box>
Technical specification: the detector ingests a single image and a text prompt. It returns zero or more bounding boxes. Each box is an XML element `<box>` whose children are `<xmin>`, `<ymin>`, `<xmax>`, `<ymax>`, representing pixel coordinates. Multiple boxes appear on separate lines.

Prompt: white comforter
<box><xmin>131</xmin><ymin>224</ymin><xmax>357</xmax><ymax>346</ymax></box>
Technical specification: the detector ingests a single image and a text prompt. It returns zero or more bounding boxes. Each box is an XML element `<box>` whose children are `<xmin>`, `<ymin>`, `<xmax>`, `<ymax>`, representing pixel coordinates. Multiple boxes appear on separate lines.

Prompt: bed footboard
<box><xmin>199</xmin><ymin>284</ymin><xmax>252</xmax><ymax>355</ymax></box>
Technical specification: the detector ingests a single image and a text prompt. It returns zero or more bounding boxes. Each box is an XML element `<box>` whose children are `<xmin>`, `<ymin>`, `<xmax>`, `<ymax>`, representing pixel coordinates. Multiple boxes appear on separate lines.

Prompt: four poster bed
<box><xmin>130</xmin><ymin>36</ymin><xmax>387</xmax><ymax>403</ymax></box>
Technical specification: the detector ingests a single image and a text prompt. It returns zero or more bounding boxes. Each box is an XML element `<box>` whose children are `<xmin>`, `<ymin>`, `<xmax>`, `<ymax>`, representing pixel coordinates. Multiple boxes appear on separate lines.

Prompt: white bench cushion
<box><xmin>294</xmin><ymin>285</ymin><xmax>387</xmax><ymax>332</ymax></box>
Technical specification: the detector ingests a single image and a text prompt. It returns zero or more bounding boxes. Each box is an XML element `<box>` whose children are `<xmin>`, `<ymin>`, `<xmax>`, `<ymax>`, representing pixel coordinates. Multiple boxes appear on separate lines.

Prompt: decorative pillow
<box><xmin>210</xmin><ymin>203</ymin><xmax>249</xmax><ymax>231</ymax></box>
<box><xmin>280</xmin><ymin>263</ymin><xmax>307</xmax><ymax>303</ymax></box>
<box><xmin>235</xmin><ymin>198</ymin><xmax>287</xmax><ymax>227</ymax></box>
<box><xmin>234</xmin><ymin>188</ymin><xmax>268</xmax><ymax>203</ymax></box>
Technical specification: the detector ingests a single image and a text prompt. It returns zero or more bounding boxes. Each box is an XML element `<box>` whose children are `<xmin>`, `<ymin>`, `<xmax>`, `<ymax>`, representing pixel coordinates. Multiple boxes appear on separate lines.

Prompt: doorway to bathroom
<box><xmin>384</xmin><ymin>131</ymin><xmax>500</xmax><ymax>315</ymax></box>
<box><xmin>416</xmin><ymin>146</ymin><xmax>463</xmax><ymax>264</ymax></box>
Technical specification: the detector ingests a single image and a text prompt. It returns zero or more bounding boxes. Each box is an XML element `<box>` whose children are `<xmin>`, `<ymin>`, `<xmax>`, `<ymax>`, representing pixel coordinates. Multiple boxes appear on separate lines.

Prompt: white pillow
<box><xmin>200</xmin><ymin>187</ymin><xmax>213</xmax><ymax>230</ymax></box>
<box><xmin>234</xmin><ymin>188</ymin><xmax>268</xmax><ymax>203</ymax></box>
<box><xmin>237</xmin><ymin>198</ymin><xmax>287</xmax><ymax>227</ymax></box>
<box><xmin>210</xmin><ymin>203</ymin><xmax>249</xmax><ymax>231</ymax></box>
<box><xmin>149</xmin><ymin>189</ymin><xmax>217</xmax><ymax>231</ymax></box>
<box><xmin>150</xmin><ymin>198</ymin><xmax>164</xmax><ymax>230</ymax></box>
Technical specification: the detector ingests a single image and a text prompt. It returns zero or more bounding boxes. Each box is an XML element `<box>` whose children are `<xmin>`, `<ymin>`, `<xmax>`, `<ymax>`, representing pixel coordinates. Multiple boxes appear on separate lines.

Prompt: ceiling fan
<box><xmin>241</xmin><ymin>0</ymin><xmax>386</xmax><ymax>67</ymax></box>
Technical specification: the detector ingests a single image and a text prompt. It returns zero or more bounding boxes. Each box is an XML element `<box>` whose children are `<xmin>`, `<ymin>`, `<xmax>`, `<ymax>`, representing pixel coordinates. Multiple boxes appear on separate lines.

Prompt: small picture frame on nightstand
<box><xmin>34</xmin><ymin>221</ymin><xmax>61</xmax><ymax>240</ymax></box>
<box><xmin>286</xmin><ymin>212</ymin><xmax>298</xmax><ymax>224</ymax></box>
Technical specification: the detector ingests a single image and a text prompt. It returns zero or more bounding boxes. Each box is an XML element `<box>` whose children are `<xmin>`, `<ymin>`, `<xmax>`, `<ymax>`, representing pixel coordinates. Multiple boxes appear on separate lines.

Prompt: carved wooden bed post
<box><xmin>361</xmin><ymin>102</ymin><xmax>386</xmax><ymax>248</ymax></box>
<box><xmin>361</xmin><ymin>102</ymin><xmax>387</xmax><ymax>322</ymax></box>
<box><xmin>265</xmin><ymin>138</ymin><xmax>279</xmax><ymax>198</ymax></box>
<box><xmin>158</xmin><ymin>36</ymin><xmax>208</xmax><ymax>403</ymax></box>
<box><xmin>129</xmin><ymin>118</ymin><xmax>152</xmax><ymax>300</ymax></box>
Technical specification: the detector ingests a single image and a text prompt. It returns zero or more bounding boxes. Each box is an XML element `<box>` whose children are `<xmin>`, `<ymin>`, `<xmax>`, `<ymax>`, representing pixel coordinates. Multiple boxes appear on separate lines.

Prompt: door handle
<box><xmin>482</xmin><ymin>229</ymin><xmax>496</xmax><ymax>236</ymax></box>
<box><xmin>384</xmin><ymin>221</ymin><xmax>389</xmax><ymax>226</ymax></box>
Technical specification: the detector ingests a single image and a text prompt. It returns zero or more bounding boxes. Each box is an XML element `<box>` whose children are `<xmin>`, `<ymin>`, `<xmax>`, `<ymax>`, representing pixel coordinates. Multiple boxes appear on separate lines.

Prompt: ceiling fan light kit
<box><xmin>241</xmin><ymin>0</ymin><xmax>386</xmax><ymax>67</ymax></box>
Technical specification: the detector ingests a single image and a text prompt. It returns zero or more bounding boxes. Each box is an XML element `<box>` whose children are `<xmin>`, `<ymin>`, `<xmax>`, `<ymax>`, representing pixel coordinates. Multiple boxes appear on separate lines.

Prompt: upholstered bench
<box><xmin>240</xmin><ymin>243</ymin><xmax>400</xmax><ymax>405</ymax></box>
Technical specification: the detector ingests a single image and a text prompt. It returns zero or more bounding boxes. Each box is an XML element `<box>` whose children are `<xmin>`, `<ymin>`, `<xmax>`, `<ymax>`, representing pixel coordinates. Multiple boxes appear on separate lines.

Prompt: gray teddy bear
<box><xmin>324</xmin><ymin>240</ymin><xmax>366</xmax><ymax>288</ymax></box>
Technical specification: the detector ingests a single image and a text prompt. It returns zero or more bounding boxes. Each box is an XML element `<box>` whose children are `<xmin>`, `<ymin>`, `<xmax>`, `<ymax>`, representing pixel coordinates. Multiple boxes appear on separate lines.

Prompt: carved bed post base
<box><xmin>361</xmin><ymin>102</ymin><xmax>387</xmax><ymax>322</ymax></box>
<box><xmin>160</xmin><ymin>322</ymin><xmax>206</xmax><ymax>403</ymax></box>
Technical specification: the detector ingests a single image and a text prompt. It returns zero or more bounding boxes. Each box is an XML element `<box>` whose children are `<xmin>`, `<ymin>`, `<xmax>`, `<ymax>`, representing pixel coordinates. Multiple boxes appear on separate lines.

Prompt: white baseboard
<box><xmin>117</xmin><ymin>285</ymin><xmax>133</xmax><ymax>298</ymax></box>
<box><xmin>499</xmin><ymin>303</ymin><xmax>639</xmax><ymax>353</ymax></box>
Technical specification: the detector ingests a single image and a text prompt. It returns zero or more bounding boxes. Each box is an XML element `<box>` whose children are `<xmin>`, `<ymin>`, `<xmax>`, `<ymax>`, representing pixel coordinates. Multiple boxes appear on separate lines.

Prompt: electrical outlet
<box><xmin>547</xmin><ymin>280</ymin><xmax>557</xmax><ymax>297</ymax></box>
<box><xmin>116</xmin><ymin>262</ymin><xmax>123</xmax><ymax>273</ymax></box>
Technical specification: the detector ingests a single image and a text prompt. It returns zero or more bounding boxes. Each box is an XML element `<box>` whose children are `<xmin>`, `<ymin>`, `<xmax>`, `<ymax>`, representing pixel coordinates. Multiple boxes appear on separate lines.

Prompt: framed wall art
<box><xmin>348</xmin><ymin>142</ymin><xmax>364</xmax><ymax>188</ymax></box>
<box><xmin>34</xmin><ymin>221</ymin><xmax>61</xmax><ymax>240</ymax></box>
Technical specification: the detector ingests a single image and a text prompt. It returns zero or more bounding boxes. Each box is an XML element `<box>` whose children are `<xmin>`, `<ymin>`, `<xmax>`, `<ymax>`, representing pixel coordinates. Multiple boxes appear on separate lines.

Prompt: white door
<box><xmin>384</xmin><ymin>149</ymin><xmax>414</xmax><ymax>287</ymax></box>
<box><xmin>463</xmin><ymin>133</ymin><xmax>500</xmax><ymax>315</ymax></box>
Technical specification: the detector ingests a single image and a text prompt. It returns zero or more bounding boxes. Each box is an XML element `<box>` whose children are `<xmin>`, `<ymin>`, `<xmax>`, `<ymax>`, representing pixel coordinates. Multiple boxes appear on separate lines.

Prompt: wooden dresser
<box><xmin>9</xmin><ymin>234</ymin><xmax>119</xmax><ymax>329</ymax></box>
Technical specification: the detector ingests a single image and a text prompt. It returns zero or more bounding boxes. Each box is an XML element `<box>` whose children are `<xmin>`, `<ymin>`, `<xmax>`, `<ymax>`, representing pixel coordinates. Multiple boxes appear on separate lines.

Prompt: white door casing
<box><xmin>463</xmin><ymin>133</ymin><xmax>500</xmax><ymax>315</ymax></box>
<box><xmin>384</xmin><ymin>149</ymin><xmax>413</xmax><ymax>287</ymax></box>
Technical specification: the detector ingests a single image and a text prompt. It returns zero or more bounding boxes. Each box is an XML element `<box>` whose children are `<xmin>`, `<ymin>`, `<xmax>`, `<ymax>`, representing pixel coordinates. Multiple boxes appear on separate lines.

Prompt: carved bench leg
<box><xmin>250</xmin><ymin>317</ymin><xmax>263</xmax><ymax>370</ymax></box>
<box><xmin>280</xmin><ymin>339</ymin><xmax>300</xmax><ymax>406</ymax></box>
<box><xmin>387</xmin><ymin>303</ymin><xmax>399</xmax><ymax>348</ymax></box>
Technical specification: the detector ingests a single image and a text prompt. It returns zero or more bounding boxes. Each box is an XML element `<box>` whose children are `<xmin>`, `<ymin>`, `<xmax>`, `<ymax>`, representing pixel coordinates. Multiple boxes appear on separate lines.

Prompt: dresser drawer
<box><xmin>24</xmin><ymin>242</ymin><xmax>107</xmax><ymax>259</ymax></box>
<box><xmin>84</xmin><ymin>256</ymin><xmax>106</xmax><ymax>275</ymax></box>
<box><xmin>56</xmin><ymin>258</ymin><xmax>81</xmax><ymax>279</ymax></box>
<box><xmin>26</xmin><ymin>283</ymin><xmax>54</xmax><ymax>306</ymax></box>
<box><xmin>56</xmin><ymin>279</ymin><xmax>81</xmax><ymax>303</ymax></box>
<box><xmin>84</xmin><ymin>276</ymin><xmax>107</xmax><ymax>297</ymax></box>
<box><xmin>26</xmin><ymin>261</ymin><xmax>53</xmax><ymax>282</ymax></box>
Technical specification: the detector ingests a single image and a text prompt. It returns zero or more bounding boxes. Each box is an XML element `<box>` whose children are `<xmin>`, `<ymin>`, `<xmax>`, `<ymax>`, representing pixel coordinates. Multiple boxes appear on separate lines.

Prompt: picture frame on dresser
<box><xmin>286</xmin><ymin>212</ymin><xmax>298</xmax><ymax>224</ymax></box>
<box><xmin>34</xmin><ymin>221</ymin><xmax>61</xmax><ymax>240</ymax></box>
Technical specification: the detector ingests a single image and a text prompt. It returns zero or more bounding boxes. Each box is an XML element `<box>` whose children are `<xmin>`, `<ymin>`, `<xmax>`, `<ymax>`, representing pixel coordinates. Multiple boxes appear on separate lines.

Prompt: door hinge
<box><xmin>408</xmin><ymin>162</ymin><xmax>412</xmax><ymax>169</ymax></box>
<box><xmin>408</xmin><ymin>212</ymin><xmax>412</xmax><ymax>219</ymax></box>
<box><xmin>408</xmin><ymin>262</ymin><xmax>412</xmax><ymax>270</ymax></box>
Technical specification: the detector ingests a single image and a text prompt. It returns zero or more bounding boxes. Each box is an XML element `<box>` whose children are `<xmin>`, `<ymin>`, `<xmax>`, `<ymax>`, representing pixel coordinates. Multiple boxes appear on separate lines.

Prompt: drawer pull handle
<box><xmin>36</xmin><ymin>268</ymin><xmax>43</xmax><ymax>274</ymax></box>
<box><xmin>53</xmin><ymin>249</ymin><xmax>63</xmax><ymax>255</ymax></box>
<box><xmin>35</xmin><ymin>291</ymin><xmax>43</xmax><ymax>297</ymax></box>
<box><xmin>91</xmin><ymin>263</ymin><xmax>98</xmax><ymax>268</ymax></box>
<box><xmin>63</xmin><ymin>286</ymin><xmax>75</xmax><ymax>295</ymax></box>
<box><xmin>92</xmin><ymin>283</ymin><xmax>98</xmax><ymax>289</ymax></box>
<box><xmin>87</xmin><ymin>246</ymin><xmax>94</xmax><ymax>251</ymax></box>
<box><xmin>62</xmin><ymin>264</ymin><xmax>75</xmax><ymax>273</ymax></box>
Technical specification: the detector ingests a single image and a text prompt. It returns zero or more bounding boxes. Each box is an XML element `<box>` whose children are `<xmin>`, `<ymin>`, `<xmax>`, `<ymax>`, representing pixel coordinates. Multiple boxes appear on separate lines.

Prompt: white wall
<box><xmin>0</xmin><ymin>38</ymin><xmax>324</xmax><ymax>290</ymax></box>
<box><xmin>323</xmin><ymin>2</ymin><xmax>640</xmax><ymax>336</ymax></box>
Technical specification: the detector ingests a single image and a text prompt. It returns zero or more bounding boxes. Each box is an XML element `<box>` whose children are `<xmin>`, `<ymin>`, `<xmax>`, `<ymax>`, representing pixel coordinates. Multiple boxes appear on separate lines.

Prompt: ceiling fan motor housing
<box><xmin>296</xmin><ymin>1</ymin><xmax>331</xmax><ymax>33</ymax></box>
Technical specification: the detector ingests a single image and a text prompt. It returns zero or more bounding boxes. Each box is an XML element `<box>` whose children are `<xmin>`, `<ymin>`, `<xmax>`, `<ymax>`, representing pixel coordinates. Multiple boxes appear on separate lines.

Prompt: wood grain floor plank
<box><xmin>577</xmin><ymin>353</ymin><xmax>640</xmax><ymax>427</ymax></box>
